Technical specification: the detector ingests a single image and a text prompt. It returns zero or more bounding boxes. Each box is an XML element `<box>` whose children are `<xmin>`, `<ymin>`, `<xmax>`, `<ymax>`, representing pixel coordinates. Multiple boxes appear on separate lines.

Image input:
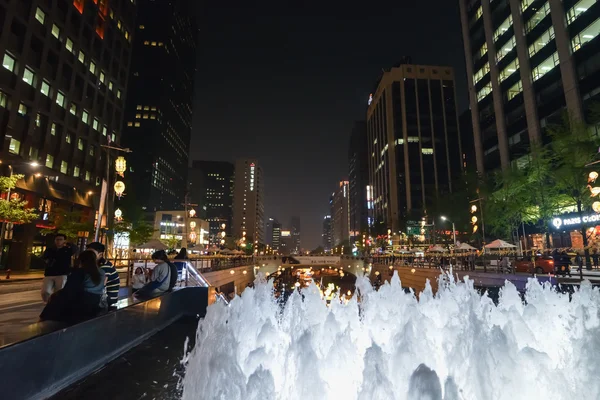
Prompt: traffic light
<box><xmin>471</xmin><ymin>205</ymin><xmax>478</xmax><ymax>234</ymax></box>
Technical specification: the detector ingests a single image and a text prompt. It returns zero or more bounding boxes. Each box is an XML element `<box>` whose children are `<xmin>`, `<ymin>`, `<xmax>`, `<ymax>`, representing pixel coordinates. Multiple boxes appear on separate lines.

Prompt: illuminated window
<box><xmin>494</xmin><ymin>15</ymin><xmax>513</xmax><ymax>42</ymax></box>
<box><xmin>35</xmin><ymin>7</ymin><xmax>46</xmax><ymax>24</ymax></box>
<box><xmin>127</xmin><ymin>122</ymin><xmax>133</xmax><ymax>127</ymax></box>
<box><xmin>421</xmin><ymin>148</ymin><xmax>434</xmax><ymax>155</ymax></box>
<box><xmin>85</xmin><ymin>171</ymin><xmax>91</xmax><ymax>181</ymax></box>
<box><xmin>473</xmin><ymin>63</ymin><xmax>489</xmax><ymax>84</ymax></box>
<box><xmin>144</xmin><ymin>41</ymin><xmax>149</xmax><ymax>45</ymax></box>
<box><xmin>151</xmin><ymin>41</ymin><xmax>157</xmax><ymax>46</ymax></box>
<box><xmin>82</xmin><ymin>110</ymin><xmax>89</xmax><ymax>124</ymax></box>
<box><xmin>158</xmin><ymin>42</ymin><xmax>163</xmax><ymax>46</ymax></box>
<box><xmin>89</xmin><ymin>146</ymin><xmax>95</xmax><ymax>156</ymax></box>
<box><xmin>77</xmin><ymin>138</ymin><xmax>83</xmax><ymax>150</ymax></box>
<box><xmin>407</xmin><ymin>137</ymin><xmax>419</xmax><ymax>143</ymax></box>
<box><xmin>73</xmin><ymin>166</ymin><xmax>80</xmax><ymax>177</ymax></box>
<box><xmin>99</xmin><ymin>71</ymin><xmax>105</xmax><ymax>83</ymax></box>
<box><xmin>151</xmin><ymin>106</ymin><xmax>157</xmax><ymax>111</ymax></box>
<box><xmin>136</xmin><ymin>105</ymin><xmax>142</xmax><ymax>110</ymax></box>
<box><xmin>93</xmin><ymin>118</ymin><xmax>99</xmax><ymax>131</ymax></box>
<box><xmin>572</xmin><ymin>18</ymin><xmax>600</xmax><ymax>51</ymax></box>
<box><xmin>521</xmin><ymin>0</ymin><xmax>534</xmax><ymax>12</ymax></box>
<box><xmin>499</xmin><ymin>58</ymin><xmax>519</xmax><ymax>82</ymax></box>
<box><xmin>60</xmin><ymin>161</ymin><xmax>68</xmax><ymax>174</ymax></box>
<box><xmin>50</xmin><ymin>123</ymin><xmax>56</xmax><ymax>136</ymax></box>
<box><xmin>65</xmin><ymin>133</ymin><xmax>71</xmax><ymax>144</ymax></box>
<box><xmin>477</xmin><ymin>83</ymin><xmax>492</xmax><ymax>101</ymax></box>
<box><xmin>89</xmin><ymin>61</ymin><xmax>96</xmax><ymax>74</ymax></box>
<box><xmin>23</xmin><ymin>68</ymin><xmax>34</xmax><ymax>85</ymax></box>
<box><xmin>135</xmin><ymin>113</ymin><xmax>141</xmax><ymax>119</ymax></box>
<box><xmin>18</xmin><ymin>103</ymin><xmax>28</xmax><ymax>115</ymax></box>
<box><xmin>102</xmin><ymin>126</ymin><xmax>107</xmax><ymax>136</ymax></box>
<box><xmin>78</xmin><ymin>50</ymin><xmax>85</xmax><ymax>63</ymax></box>
<box><xmin>532</xmin><ymin>52</ymin><xmax>559</xmax><ymax>80</ymax></box>
<box><xmin>3</xmin><ymin>53</ymin><xmax>15</xmax><ymax>72</ymax></box>
<box><xmin>66</xmin><ymin>38</ymin><xmax>74</xmax><ymax>53</ymax></box>
<box><xmin>144</xmin><ymin>106</ymin><xmax>150</xmax><ymax>110</ymax></box>
<box><xmin>125</xmin><ymin>31</ymin><xmax>129</xmax><ymax>40</ymax></box>
<box><xmin>69</xmin><ymin>103</ymin><xmax>77</xmax><ymax>115</ymax></box>
<box><xmin>526</xmin><ymin>2</ymin><xmax>551</xmax><ymax>33</ymax></box>
<box><xmin>567</xmin><ymin>0</ymin><xmax>595</xmax><ymax>25</ymax></box>
<box><xmin>45</xmin><ymin>154</ymin><xmax>54</xmax><ymax>168</ymax></box>
<box><xmin>117</xmin><ymin>89</ymin><xmax>122</xmax><ymax>99</ymax></box>
<box><xmin>529</xmin><ymin>27</ymin><xmax>555</xmax><ymax>57</ymax></box>
<box><xmin>143</xmin><ymin>114</ymin><xmax>148</xmax><ymax>119</ymax></box>
<box><xmin>56</xmin><ymin>92</ymin><xmax>65</xmax><ymax>107</ymax></box>
<box><xmin>135</xmin><ymin>122</ymin><xmax>140</xmax><ymax>127</ymax></box>
<box><xmin>9</xmin><ymin>138</ymin><xmax>20</xmax><ymax>155</ymax></box>
<box><xmin>150</xmin><ymin>114</ymin><xmax>156</xmax><ymax>119</ymax></box>
<box><xmin>139</xmin><ymin>25</ymin><xmax>145</xmax><ymax>29</ymax></box>
<box><xmin>51</xmin><ymin>24</ymin><xmax>60</xmax><ymax>39</ymax></box>
<box><xmin>117</xmin><ymin>20</ymin><xmax>122</xmax><ymax>29</ymax></box>
<box><xmin>496</xmin><ymin>36</ymin><xmax>516</xmax><ymax>62</ymax></box>
<box><xmin>35</xmin><ymin>113</ymin><xmax>41</xmax><ymax>127</ymax></box>
<box><xmin>508</xmin><ymin>80</ymin><xmax>523</xmax><ymax>100</ymax></box>
<box><xmin>111</xmin><ymin>133</ymin><xmax>116</xmax><ymax>142</ymax></box>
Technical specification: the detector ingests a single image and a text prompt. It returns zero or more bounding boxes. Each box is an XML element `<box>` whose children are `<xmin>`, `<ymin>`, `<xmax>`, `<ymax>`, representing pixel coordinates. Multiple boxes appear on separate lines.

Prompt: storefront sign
<box><xmin>552</xmin><ymin>213</ymin><xmax>600</xmax><ymax>229</ymax></box>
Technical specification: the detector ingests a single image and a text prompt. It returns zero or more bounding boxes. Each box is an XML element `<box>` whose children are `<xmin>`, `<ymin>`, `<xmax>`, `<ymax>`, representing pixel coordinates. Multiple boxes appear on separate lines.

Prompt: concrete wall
<box><xmin>203</xmin><ymin>265</ymin><xmax>255</xmax><ymax>296</ymax></box>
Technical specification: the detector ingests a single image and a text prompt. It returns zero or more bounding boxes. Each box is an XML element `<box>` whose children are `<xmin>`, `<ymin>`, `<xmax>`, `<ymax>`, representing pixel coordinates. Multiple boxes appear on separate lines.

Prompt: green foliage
<box><xmin>41</xmin><ymin>207</ymin><xmax>93</xmax><ymax>241</ymax></box>
<box><xmin>113</xmin><ymin>219</ymin><xmax>156</xmax><ymax>247</ymax></box>
<box><xmin>161</xmin><ymin>237</ymin><xmax>179</xmax><ymax>250</ymax></box>
<box><xmin>0</xmin><ymin>174</ymin><xmax>38</xmax><ymax>224</ymax></box>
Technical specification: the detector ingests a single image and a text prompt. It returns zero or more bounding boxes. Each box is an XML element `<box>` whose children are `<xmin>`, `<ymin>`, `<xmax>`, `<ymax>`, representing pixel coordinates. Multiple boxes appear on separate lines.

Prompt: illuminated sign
<box><xmin>250</xmin><ymin>163</ymin><xmax>255</xmax><ymax>191</ymax></box>
<box><xmin>281</xmin><ymin>230</ymin><xmax>291</xmax><ymax>237</ymax></box>
<box><xmin>552</xmin><ymin>213</ymin><xmax>600</xmax><ymax>229</ymax></box>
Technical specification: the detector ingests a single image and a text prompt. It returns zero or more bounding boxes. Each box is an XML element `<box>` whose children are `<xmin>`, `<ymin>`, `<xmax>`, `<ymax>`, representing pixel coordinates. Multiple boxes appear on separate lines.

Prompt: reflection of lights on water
<box><xmin>375</xmin><ymin>271</ymin><xmax>380</xmax><ymax>276</ymax></box>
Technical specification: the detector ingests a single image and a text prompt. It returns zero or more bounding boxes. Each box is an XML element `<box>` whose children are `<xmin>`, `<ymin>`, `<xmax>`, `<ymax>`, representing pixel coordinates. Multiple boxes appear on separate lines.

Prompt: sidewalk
<box><xmin>0</xmin><ymin>270</ymin><xmax>44</xmax><ymax>283</ymax></box>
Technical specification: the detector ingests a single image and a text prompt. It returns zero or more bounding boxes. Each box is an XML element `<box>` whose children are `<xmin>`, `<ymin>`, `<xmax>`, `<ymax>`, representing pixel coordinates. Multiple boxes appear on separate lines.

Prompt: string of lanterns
<box><xmin>114</xmin><ymin>156</ymin><xmax>127</xmax><ymax>220</ymax></box>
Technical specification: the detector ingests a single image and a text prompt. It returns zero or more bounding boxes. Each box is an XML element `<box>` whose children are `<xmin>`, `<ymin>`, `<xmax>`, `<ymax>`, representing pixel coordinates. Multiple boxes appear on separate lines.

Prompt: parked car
<box><xmin>514</xmin><ymin>255</ymin><xmax>556</xmax><ymax>274</ymax></box>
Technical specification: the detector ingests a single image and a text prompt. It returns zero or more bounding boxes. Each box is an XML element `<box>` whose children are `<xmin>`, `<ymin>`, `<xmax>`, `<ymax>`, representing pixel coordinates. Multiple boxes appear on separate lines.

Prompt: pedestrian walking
<box><xmin>41</xmin><ymin>234</ymin><xmax>76</xmax><ymax>302</ymax></box>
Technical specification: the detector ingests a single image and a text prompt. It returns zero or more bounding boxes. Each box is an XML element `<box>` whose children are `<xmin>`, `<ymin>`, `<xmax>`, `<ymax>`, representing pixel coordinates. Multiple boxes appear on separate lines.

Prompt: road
<box><xmin>0</xmin><ymin>281</ymin><xmax>45</xmax><ymax>346</ymax></box>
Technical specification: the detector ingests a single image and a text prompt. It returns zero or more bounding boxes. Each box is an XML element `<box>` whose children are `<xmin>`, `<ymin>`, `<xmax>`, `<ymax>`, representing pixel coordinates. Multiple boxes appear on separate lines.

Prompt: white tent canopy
<box><xmin>135</xmin><ymin>239</ymin><xmax>167</xmax><ymax>251</ymax></box>
<box><xmin>484</xmin><ymin>239</ymin><xmax>517</xmax><ymax>249</ymax></box>
<box><xmin>455</xmin><ymin>242</ymin><xmax>477</xmax><ymax>251</ymax></box>
<box><xmin>428</xmin><ymin>245</ymin><xmax>447</xmax><ymax>253</ymax></box>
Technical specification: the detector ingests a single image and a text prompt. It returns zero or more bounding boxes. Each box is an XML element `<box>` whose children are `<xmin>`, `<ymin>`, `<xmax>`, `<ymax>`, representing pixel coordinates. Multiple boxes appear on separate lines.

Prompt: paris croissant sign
<box><xmin>551</xmin><ymin>213</ymin><xmax>600</xmax><ymax>229</ymax></box>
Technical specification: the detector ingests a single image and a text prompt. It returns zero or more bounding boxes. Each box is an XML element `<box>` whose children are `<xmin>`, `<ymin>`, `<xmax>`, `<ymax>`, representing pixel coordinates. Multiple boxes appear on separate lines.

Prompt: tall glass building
<box><xmin>366</xmin><ymin>64</ymin><xmax>463</xmax><ymax>232</ymax></box>
<box><xmin>459</xmin><ymin>0</ymin><xmax>600</xmax><ymax>172</ymax></box>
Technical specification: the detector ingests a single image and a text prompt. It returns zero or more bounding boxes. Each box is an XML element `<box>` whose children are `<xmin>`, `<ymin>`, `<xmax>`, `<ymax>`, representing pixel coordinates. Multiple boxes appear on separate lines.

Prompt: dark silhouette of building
<box><xmin>232</xmin><ymin>158</ymin><xmax>264</xmax><ymax>244</ymax></box>
<box><xmin>459</xmin><ymin>0</ymin><xmax>600</xmax><ymax>172</ymax></box>
<box><xmin>322</xmin><ymin>215</ymin><xmax>332</xmax><ymax>251</ymax></box>
<box><xmin>348</xmin><ymin>121</ymin><xmax>369</xmax><ymax>242</ymax></box>
<box><xmin>188</xmin><ymin>160</ymin><xmax>234</xmax><ymax>243</ymax></box>
<box><xmin>0</xmin><ymin>0</ymin><xmax>135</xmax><ymax>269</ymax></box>
<box><xmin>122</xmin><ymin>0</ymin><xmax>197</xmax><ymax>211</ymax></box>
<box><xmin>332</xmin><ymin>180</ymin><xmax>350</xmax><ymax>247</ymax></box>
<box><xmin>366</xmin><ymin>64</ymin><xmax>463</xmax><ymax>232</ymax></box>
<box><xmin>290</xmin><ymin>216</ymin><xmax>301</xmax><ymax>253</ymax></box>
<box><xmin>271</xmin><ymin>218</ymin><xmax>281</xmax><ymax>251</ymax></box>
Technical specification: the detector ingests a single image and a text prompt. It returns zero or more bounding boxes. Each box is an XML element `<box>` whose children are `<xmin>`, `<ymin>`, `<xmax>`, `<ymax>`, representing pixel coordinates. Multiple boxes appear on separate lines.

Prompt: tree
<box><xmin>113</xmin><ymin>219</ymin><xmax>156</xmax><ymax>247</ymax></box>
<box><xmin>485</xmin><ymin>168</ymin><xmax>530</xmax><ymax>241</ymax></box>
<box><xmin>162</xmin><ymin>237</ymin><xmax>179</xmax><ymax>250</ymax></box>
<box><xmin>41</xmin><ymin>207</ymin><xmax>94</xmax><ymax>242</ymax></box>
<box><xmin>0</xmin><ymin>174</ymin><xmax>39</xmax><ymax>225</ymax></box>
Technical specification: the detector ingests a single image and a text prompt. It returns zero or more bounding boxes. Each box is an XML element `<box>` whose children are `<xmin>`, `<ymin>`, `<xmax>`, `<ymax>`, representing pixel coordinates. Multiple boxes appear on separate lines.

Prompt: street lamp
<box><xmin>441</xmin><ymin>216</ymin><xmax>456</xmax><ymax>246</ymax></box>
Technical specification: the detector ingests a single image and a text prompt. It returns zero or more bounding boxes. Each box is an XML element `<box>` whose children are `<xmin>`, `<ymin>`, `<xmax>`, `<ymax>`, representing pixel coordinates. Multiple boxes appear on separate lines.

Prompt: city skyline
<box><xmin>189</xmin><ymin>0</ymin><xmax>467</xmax><ymax>249</ymax></box>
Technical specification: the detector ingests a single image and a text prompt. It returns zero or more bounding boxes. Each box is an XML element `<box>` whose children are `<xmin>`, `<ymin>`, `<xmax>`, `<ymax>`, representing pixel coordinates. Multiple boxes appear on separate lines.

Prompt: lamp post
<box><xmin>0</xmin><ymin>161</ymin><xmax>40</xmax><ymax>265</ymax></box>
<box><xmin>441</xmin><ymin>216</ymin><xmax>456</xmax><ymax>246</ymax></box>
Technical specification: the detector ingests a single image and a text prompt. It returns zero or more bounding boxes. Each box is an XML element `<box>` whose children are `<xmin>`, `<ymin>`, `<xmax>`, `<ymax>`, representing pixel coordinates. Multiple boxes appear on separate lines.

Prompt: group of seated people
<box><xmin>40</xmin><ymin>240</ymin><xmax>178</xmax><ymax>325</ymax></box>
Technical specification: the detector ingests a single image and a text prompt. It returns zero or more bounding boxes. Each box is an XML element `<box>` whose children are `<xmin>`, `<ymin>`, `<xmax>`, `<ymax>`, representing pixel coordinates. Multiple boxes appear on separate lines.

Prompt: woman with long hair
<box><xmin>40</xmin><ymin>250</ymin><xmax>106</xmax><ymax>324</ymax></box>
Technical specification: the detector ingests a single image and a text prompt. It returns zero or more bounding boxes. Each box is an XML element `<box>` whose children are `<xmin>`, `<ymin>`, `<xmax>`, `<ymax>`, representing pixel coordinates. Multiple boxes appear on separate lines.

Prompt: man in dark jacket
<box><xmin>41</xmin><ymin>234</ymin><xmax>76</xmax><ymax>302</ymax></box>
<box><xmin>87</xmin><ymin>242</ymin><xmax>120</xmax><ymax>308</ymax></box>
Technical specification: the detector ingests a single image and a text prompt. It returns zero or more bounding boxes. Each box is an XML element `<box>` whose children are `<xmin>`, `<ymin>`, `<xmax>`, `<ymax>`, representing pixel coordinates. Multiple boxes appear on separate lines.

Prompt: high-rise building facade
<box><xmin>188</xmin><ymin>160</ymin><xmax>234</xmax><ymax>243</ymax></box>
<box><xmin>332</xmin><ymin>180</ymin><xmax>350</xmax><ymax>246</ymax></box>
<box><xmin>348</xmin><ymin>121</ymin><xmax>369</xmax><ymax>241</ymax></box>
<box><xmin>366</xmin><ymin>64</ymin><xmax>463</xmax><ymax>232</ymax></box>
<box><xmin>322</xmin><ymin>215</ymin><xmax>332</xmax><ymax>251</ymax></box>
<box><xmin>271</xmin><ymin>218</ymin><xmax>281</xmax><ymax>251</ymax></box>
<box><xmin>290</xmin><ymin>216</ymin><xmax>301</xmax><ymax>253</ymax></box>
<box><xmin>0</xmin><ymin>0</ymin><xmax>135</xmax><ymax>269</ymax></box>
<box><xmin>459</xmin><ymin>0</ymin><xmax>600</xmax><ymax>172</ymax></box>
<box><xmin>122</xmin><ymin>0</ymin><xmax>196</xmax><ymax>211</ymax></box>
<box><xmin>232</xmin><ymin>158</ymin><xmax>264</xmax><ymax>244</ymax></box>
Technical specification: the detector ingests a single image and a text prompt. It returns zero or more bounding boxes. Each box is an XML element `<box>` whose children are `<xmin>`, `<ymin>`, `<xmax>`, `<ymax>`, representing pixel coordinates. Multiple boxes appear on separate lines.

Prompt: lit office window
<box><xmin>78</xmin><ymin>50</ymin><xmax>85</xmax><ymax>64</ymax></box>
<box><xmin>99</xmin><ymin>71</ymin><xmax>105</xmax><ymax>83</ymax></box>
<box><xmin>45</xmin><ymin>154</ymin><xmax>54</xmax><ymax>168</ymax></box>
<box><xmin>529</xmin><ymin>27</ymin><xmax>555</xmax><ymax>57</ymax></box>
<box><xmin>2</xmin><ymin>53</ymin><xmax>15</xmax><ymax>72</ymax></box>
<box><xmin>73</xmin><ymin>166</ymin><xmax>80</xmax><ymax>177</ymax></box>
<box><xmin>50</xmin><ymin>123</ymin><xmax>56</xmax><ymax>136</ymax></box>
<box><xmin>477</xmin><ymin>83</ymin><xmax>492</xmax><ymax>101</ymax></box>
<box><xmin>496</xmin><ymin>36</ymin><xmax>516</xmax><ymax>62</ymax></box>
<box><xmin>494</xmin><ymin>15</ymin><xmax>513</xmax><ymax>42</ymax></box>
<box><xmin>108</xmin><ymin>81</ymin><xmax>113</xmax><ymax>91</ymax></box>
<box><xmin>56</xmin><ymin>91</ymin><xmax>65</xmax><ymax>107</ymax></box>
<box><xmin>9</xmin><ymin>138</ymin><xmax>20</xmax><ymax>155</ymax></box>
<box><xmin>51</xmin><ymin>24</ymin><xmax>60</xmax><ymax>39</ymax></box>
<box><xmin>89</xmin><ymin>61</ymin><xmax>96</xmax><ymax>74</ymax></box>
<box><xmin>567</xmin><ymin>0</ymin><xmax>595</xmax><ymax>25</ymax></box>
<box><xmin>526</xmin><ymin>2</ymin><xmax>551</xmax><ymax>33</ymax></box>
<box><xmin>23</xmin><ymin>68</ymin><xmax>35</xmax><ymax>85</ymax></box>
<box><xmin>65</xmin><ymin>133</ymin><xmax>71</xmax><ymax>144</ymax></box>
<box><xmin>117</xmin><ymin>90</ymin><xmax>122</xmax><ymax>99</ymax></box>
<box><xmin>473</xmin><ymin>63</ymin><xmax>490</xmax><ymax>84</ymax></box>
<box><xmin>35</xmin><ymin>7</ymin><xmax>46</xmax><ymax>24</ymax></box>
<box><xmin>60</xmin><ymin>161</ymin><xmax>68</xmax><ymax>174</ymax></box>
<box><xmin>18</xmin><ymin>103</ymin><xmax>28</xmax><ymax>115</ymax></box>
<box><xmin>134</xmin><ymin>122</ymin><xmax>140</xmax><ymax>127</ymax></box>
<box><xmin>69</xmin><ymin>103</ymin><xmax>77</xmax><ymax>115</ymax></box>
<box><xmin>85</xmin><ymin>171</ymin><xmax>91</xmax><ymax>182</ymax></box>
<box><xmin>572</xmin><ymin>18</ymin><xmax>600</xmax><ymax>51</ymax></box>
<box><xmin>66</xmin><ymin>38</ymin><xmax>74</xmax><ymax>53</ymax></box>
<box><xmin>93</xmin><ymin>118</ymin><xmax>99</xmax><ymax>131</ymax></box>
<box><xmin>40</xmin><ymin>81</ymin><xmax>50</xmax><ymax>96</ymax></box>
<box><xmin>499</xmin><ymin>58</ymin><xmax>519</xmax><ymax>82</ymax></box>
<box><xmin>532</xmin><ymin>52</ymin><xmax>559</xmax><ymax>80</ymax></box>
<box><xmin>78</xmin><ymin>138</ymin><xmax>83</xmax><ymax>150</ymax></box>
<box><xmin>82</xmin><ymin>110</ymin><xmax>89</xmax><ymax>124</ymax></box>
<box><xmin>508</xmin><ymin>80</ymin><xmax>523</xmax><ymax>101</ymax></box>
<box><xmin>521</xmin><ymin>0</ymin><xmax>534</xmax><ymax>12</ymax></box>
<box><xmin>102</xmin><ymin>126</ymin><xmax>107</xmax><ymax>136</ymax></box>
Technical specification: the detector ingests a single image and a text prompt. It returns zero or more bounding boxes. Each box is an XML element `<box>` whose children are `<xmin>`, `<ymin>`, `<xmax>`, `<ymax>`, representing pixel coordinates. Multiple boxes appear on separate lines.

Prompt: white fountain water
<box><xmin>182</xmin><ymin>273</ymin><xmax>600</xmax><ymax>400</ymax></box>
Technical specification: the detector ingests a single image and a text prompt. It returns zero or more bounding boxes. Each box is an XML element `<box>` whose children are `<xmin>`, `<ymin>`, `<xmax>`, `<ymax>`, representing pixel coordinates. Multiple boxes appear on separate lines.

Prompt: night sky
<box><xmin>190</xmin><ymin>0</ymin><xmax>468</xmax><ymax>250</ymax></box>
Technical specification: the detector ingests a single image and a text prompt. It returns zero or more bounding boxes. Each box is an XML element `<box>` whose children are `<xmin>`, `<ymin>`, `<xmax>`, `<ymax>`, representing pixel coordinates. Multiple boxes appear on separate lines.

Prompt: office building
<box><xmin>332</xmin><ymin>180</ymin><xmax>350</xmax><ymax>246</ymax></box>
<box><xmin>279</xmin><ymin>229</ymin><xmax>293</xmax><ymax>254</ymax></box>
<box><xmin>188</xmin><ymin>160</ymin><xmax>234</xmax><ymax>243</ymax></box>
<box><xmin>271</xmin><ymin>218</ymin><xmax>281</xmax><ymax>251</ymax></box>
<box><xmin>366</xmin><ymin>63</ymin><xmax>463</xmax><ymax>232</ymax></box>
<box><xmin>290</xmin><ymin>216</ymin><xmax>301</xmax><ymax>253</ymax></box>
<box><xmin>232</xmin><ymin>158</ymin><xmax>264</xmax><ymax>244</ymax></box>
<box><xmin>122</xmin><ymin>0</ymin><xmax>197</xmax><ymax>211</ymax></box>
<box><xmin>0</xmin><ymin>0</ymin><xmax>135</xmax><ymax>269</ymax></box>
<box><xmin>152</xmin><ymin>210</ymin><xmax>208</xmax><ymax>250</ymax></box>
<box><xmin>322</xmin><ymin>215</ymin><xmax>333</xmax><ymax>251</ymax></box>
<box><xmin>265</xmin><ymin>217</ymin><xmax>275</xmax><ymax>246</ymax></box>
<box><xmin>459</xmin><ymin>0</ymin><xmax>600</xmax><ymax>172</ymax></box>
<box><xmin>348</xmin><ymin>121</ymin><xmax>369</xmax><ymax>241</ymax></box>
